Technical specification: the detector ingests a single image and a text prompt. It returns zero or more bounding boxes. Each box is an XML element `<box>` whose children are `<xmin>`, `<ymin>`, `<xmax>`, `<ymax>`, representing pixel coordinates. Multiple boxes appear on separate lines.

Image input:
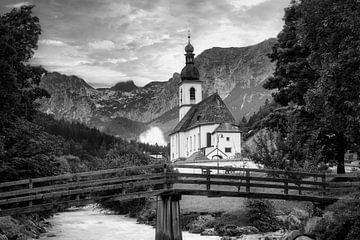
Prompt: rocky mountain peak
<box><xmin>110</xmin><ymin>80</ymin><xmax>138</xmax><ymax>92</ymax></box>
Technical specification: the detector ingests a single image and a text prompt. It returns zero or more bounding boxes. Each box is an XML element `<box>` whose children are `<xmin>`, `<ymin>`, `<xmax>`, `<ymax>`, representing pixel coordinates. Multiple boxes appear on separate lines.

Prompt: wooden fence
<box><xmin>0</xmin><ymin>164</ymin><xmax>167</xmax><ymax>216</ymax></box>
<box><xmin>169</xmin><ymin>165</ymin><xmax>360</xmax><ymax>203</ymax></box>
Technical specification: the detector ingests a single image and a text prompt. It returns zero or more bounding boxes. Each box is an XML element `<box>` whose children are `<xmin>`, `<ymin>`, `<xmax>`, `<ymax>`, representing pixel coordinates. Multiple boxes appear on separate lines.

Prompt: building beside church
<box><xmin>169</xmin><ymin>35</ymin><xmax>241</xmax><ymax>162</ymax></box>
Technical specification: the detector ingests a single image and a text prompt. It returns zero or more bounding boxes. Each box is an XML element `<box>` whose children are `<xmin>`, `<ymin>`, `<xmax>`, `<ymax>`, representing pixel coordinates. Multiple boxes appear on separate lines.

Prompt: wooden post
<box><xmin>28</xmin><ymin>179</ymin><xmax>33</xmax><ymax>207</ymax></box>
<box><xmin>206</xmin><ymin>168</ymin><xmax>211</xmax><ymax>191</ymax></box>
<box><xmin>284</xmin><ymin>172</ymin><xmax>289</xmax><ymax>195</ymax></box>
<box><xmin>163</xmin><ymin>164</ymin><xmax>168</xmax><ymax>190</ymax></box>
<box><xmin>321</xmin><ymin>173</ymin><xmax>326</xmax><ymax>195</ymax></box>
<box><xmin>155</xmin><ymin>194</ymin><xmax>182</xmax><ymax>240</ymax></box>
<box><xmin>75</xmin><ymin>175</ymin><xmax>80</xmax><ymax>201</ymax></box>
<box><xmin>246</xmin><ymin>169</ymin><xmax>250</xmax><ymax>193</ymax></box>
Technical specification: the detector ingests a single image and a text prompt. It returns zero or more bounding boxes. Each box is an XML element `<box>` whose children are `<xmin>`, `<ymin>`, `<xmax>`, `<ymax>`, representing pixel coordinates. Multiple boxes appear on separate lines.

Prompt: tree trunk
<box><xmin>335</xmin><ymin>133</ymin><xmax>346</xmax><ymax>174</ymax></box>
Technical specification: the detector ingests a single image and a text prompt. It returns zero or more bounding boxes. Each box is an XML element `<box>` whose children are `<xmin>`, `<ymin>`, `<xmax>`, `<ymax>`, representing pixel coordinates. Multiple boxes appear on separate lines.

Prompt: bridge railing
<box><xmin>0</xmin><ymin>164</ymin><xmax>167</xmax><ymax>216</ymax></box>
<box><xmin>170</xmin><ymin>165</ymin><xmax>360</xmax><ymax>198</ymax></box>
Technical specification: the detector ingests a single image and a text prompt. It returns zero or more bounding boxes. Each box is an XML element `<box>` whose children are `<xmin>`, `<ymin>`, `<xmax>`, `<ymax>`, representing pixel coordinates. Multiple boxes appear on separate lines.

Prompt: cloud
<box><xmin>1</xmin><ymin>0</ymin><xmax>290</xmax><ymax>87</ymax></box>
<box><xmin>5</xmin><ymin>1</ymin><xmax>31</xmax><ymax>8</ymax></box>
<box><xmin>39</xmin><ymin>39</ymin><xmax>66</xmax><ymax>46</ymax></box>
<box><xmin>88</xmin><ymin>40</ymin><xmax>115</xmax><ymax>50</ymax></box>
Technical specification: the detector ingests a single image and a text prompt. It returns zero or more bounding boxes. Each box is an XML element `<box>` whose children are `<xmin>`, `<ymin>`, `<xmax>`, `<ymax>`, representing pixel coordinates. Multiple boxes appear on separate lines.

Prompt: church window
<box><xmin>190</xmin><ymin>136</ymin><xmax>192</xmax><ymax>152</ymax></box>
<box><xmin>197</xmin><ymin>115</ymin><xmax>201</xmax><ymax>121</ymax></box>
<box><xmin>194</xmin><ymin>135</ymin><xmax>196</xmax><ymax>150</ymax></box>
<box><xmin>225</xmin><ymin>147</ymin><xmax>231</xmax><ymax>153</ymax></box>
<box><xmin>190</xmin><ymin>87</ymin><xmax>195</xmax><ymax>103</ymax></box>
<box><xmin>226</xmin><ymin>137</ymin><xmax>230</xmax><ymax>141</ymax></box>
<box><xmin>180</xmin><ymin>89</ymin><xmax>183</xmax><ymax>104</ymax></box>
<box><xmin>206</xmin><ymin>133</ymin><xmax>211</xmax><ymax>147</ymax></box>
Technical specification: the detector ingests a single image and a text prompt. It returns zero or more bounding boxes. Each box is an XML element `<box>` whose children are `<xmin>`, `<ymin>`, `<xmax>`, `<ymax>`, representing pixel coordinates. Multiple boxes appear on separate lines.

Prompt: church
<box><xmin>169</xmin><ymin>35</ymin><xmax>242</xmax><ymax>162</ymax></box>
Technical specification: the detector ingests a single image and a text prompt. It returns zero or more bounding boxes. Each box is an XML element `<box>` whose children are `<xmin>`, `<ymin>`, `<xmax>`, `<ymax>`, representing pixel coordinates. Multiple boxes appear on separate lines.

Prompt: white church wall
<box><xmin>199</xmin><ymin>124</ymin><xmax>219</xmax><ymax>149</ymax></box>
<box><xmin>217</xmin><ymin>132</ymin><xmax>242</xmax><ymax>158</ymax></box>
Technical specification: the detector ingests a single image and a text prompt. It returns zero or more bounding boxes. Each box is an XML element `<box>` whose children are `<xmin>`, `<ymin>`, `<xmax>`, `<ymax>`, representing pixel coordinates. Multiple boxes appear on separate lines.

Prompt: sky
<box><xmin>1</xmin><ymin>0</ymin><xmax>290</xmax><ymax>88</ymax></box>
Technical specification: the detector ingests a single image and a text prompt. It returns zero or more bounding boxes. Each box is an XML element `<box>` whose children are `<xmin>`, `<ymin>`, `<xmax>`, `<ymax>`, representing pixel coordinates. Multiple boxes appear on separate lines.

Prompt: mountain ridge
<box><xmin>39</xmin><ymin>38</ymin><xmax>276</xmax><ymax>141</ymax></box>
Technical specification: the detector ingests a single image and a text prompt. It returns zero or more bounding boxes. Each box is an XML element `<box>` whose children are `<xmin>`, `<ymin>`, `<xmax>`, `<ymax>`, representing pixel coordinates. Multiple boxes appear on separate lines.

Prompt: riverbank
<box><xmin>136</xmin><ymin>198</ymin><xmax>318</xmax><ymax>240</ymax></box>
<box><xmin>0</xmin><ymin>213</ymin><xmax>51</xmax><ymax>240</ymax></box>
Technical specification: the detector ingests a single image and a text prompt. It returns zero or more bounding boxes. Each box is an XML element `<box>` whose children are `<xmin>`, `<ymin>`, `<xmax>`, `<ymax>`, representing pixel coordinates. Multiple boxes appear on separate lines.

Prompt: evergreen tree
<box><xmin>263</xmin><ymin>0</ymin><xmax>360</xmax><ymax>173</ymax></box>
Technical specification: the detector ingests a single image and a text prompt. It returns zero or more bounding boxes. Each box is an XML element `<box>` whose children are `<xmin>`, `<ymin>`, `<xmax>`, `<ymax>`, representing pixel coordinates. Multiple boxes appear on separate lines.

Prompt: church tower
<box><xmin>178</xmin><ymin>33</ymin><xmax>202</xmax><ymax>121</ymax></box>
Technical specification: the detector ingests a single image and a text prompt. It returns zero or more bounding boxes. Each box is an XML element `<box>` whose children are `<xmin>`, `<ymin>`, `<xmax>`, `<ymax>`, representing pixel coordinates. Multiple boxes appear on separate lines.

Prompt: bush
<box><xmin>180</xmin><ymin>213</ymin><xmax>200</xmax><ymax>230</ymax></box>
<box><xmin>313</xmin><ymin>199</ymin><xmax>360</xmax><ymax>240</ymax></box>
<box><xmin>245</xmin><ymin>199</ymin><xmax>282</xmax><ymax>232</ymax></box>
<box><xmin>208</xmin><ymin>210</ymin><xmax>248</xmax><ymax>232</ymax></box>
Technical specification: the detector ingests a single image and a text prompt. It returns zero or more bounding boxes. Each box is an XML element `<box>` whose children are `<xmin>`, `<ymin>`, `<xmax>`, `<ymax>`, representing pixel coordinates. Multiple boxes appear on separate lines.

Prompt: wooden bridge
<box><xmin>1</xmin><ymin>163</ymin><xmax>359</xmax><ymax>240</ymax></box>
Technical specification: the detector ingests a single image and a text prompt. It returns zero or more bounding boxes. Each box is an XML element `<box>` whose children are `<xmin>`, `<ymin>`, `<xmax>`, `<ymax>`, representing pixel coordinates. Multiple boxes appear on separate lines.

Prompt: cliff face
<box><xmin>195</xmin><ymin>38</ymin><xmax>276</xmax><ymax>119</ymax></box>
<box><xmin>39</xmin><ymin>39</ymin><xmax>276</xmax><ymax>140</ymax></box>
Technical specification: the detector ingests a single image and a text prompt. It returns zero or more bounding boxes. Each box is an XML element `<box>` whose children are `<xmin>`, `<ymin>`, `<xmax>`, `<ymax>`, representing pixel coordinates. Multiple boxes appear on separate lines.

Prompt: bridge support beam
<box><xmin>155</xmin><ymin>194</ymin><xmax>182</xmax><ymax>240</ymax></box>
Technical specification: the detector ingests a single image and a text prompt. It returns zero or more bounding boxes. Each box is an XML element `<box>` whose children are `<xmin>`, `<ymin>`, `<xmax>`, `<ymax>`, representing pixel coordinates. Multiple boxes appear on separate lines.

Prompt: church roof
<box><xmin>170</xmin><ymin>93</ymin><xmax>236</xmax><ymax>135</ymax></box>
<box><xmin>213</xmin><ymin>122</ymin><xmax>241</xmax><ymax>133</ymax></box>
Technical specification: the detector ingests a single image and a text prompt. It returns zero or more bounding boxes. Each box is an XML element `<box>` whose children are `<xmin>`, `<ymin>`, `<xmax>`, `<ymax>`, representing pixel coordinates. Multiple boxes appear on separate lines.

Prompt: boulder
<box><xmin>280</xmin><ymin>230</ymin><xmax>303</xmax><ymax>240</ymax></box>
<box><xmin>285</xmin><ymin>214</ymin><xmax>302</xmax><ymax>230</ymax></box>
<box><xmin>188</xmin><ymin>221</ymin><xmax>205</xmax><ymax>234</ymax></box>
<box><xmin>188</xmin><ymin>214</ymin><xmax>215</xmax><ymax>234</ymax></box>
<box><xmin>236</xmin><ymin>226</ymin><xmax>260</xmax><ymax>235</ymax></box>
<box><xmin>304</xmin><ymin>217</ymin><xmax>322</xmax><ymax>234</ymax></box>
<box><xmin>221</xmin><ymin>224</ymin><xmax>240</xmax><ymax>236</ymax></box>
<box><xmin>197</xmin><ymin>214</ymin><xmax>215</xmax><ymax>222</ymax></box>
<box><xmin>295</xmin><ymin>236</ymin><xmax>314</xmax><ymax>240</ymax></box>
<box><xmin>276</xmin><ymin>215</ymin><xmax>288</xmax><ymax>224</ymax></box>
<box><xmin>201</xmin><ymin>228</ymin><xmax>218</xmax><ymax>236</ymax></box>
<box><xmin>322</xmin><ymin>211</ymin><xmax>334</xmax><ymax>222</ymax></box>
<box><xmin>289</xmin><ymin>208</ymin><xmax>308</xmax><ymax>221</ymax></box>
<box><xmin>220</xmin><ymin>237</ymin><xmax>238</xmax><ymax>240</ymax></box>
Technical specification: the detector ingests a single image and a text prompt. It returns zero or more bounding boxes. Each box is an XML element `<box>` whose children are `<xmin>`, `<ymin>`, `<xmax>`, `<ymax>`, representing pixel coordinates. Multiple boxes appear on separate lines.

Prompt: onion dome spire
<box><xmin>185</xmin><ymin>31</ymin><xmax>194</xmax><ymax>53</ymax></box>
<box><xmin>180</xmin><ymin>31</ymin><xmax>200</xmax><ymax>81</ymax></box>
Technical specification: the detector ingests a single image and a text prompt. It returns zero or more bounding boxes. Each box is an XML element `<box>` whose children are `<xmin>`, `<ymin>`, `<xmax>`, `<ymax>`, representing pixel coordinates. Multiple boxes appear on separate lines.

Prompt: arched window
<box><xmin>194</xmin><ymin>135</ymin><xmax>196</xmax><ymax>150</ymax></box>
<box><xmin>180</xmin><ymin>89</ymin><xmax>183</xmax><ymax>104</ymax></box>
<box><xmin>190</xmin><ymin>136</ymin><xmax>192</xmax><ymax>152</ymax></box>
<box><xmin>206</xmin><ymin>133</ymin><xmax>212</xmax><ymax>147</ymax></box>
<box><xmin>190</xmin><ymin>87</ymin><xmax>195</xmax><ymax>104</ymax></box>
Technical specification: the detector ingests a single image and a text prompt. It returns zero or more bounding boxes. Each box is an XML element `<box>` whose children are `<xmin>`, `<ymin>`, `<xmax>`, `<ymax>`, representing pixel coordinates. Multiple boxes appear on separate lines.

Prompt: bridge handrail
<box><xmin>0</xmin><ymin>172</ymin><xmax>166</xmax><ymax>199</ymax></box>
<box><xmin>0</xmin><ymin>163</ymin><xmax>165</xmax><ymax>188</ymax></box>
<box><xmin>167</xmin><ymin>172</ymin><xmax>326</xmax><ymax>186</ymax></box>
<box><xmin>173</xmin><ymin>164</ymin><xmax>326</xmax><ymax>178</ymax></box>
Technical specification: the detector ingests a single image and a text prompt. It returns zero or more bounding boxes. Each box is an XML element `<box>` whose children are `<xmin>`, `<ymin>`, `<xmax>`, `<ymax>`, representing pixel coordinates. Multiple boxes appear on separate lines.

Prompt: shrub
<box><xmin>208</xmin><ymin>210</ymin><xmax>248</xmax><ymax>232</ymax></box>
<box><xmin>180</xmin><ymin>213</ymin><xmax>200</xmax><ymax>230</ymax></box>
<box><xmin>313</xmin><ymin>199</ymin><xmax>360</xmax><ymax>240</ymax></box>
<box><xmin>245</xmin><ymin>199</ymin><xmax>282</xmax><ymax>232</ymax></box>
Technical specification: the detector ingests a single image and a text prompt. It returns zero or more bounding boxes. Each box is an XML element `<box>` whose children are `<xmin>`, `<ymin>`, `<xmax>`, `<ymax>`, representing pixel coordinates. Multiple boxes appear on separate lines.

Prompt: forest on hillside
<box><xmin>0</xmin><ymin>6</ymin><xmax>168</xmax><ymax>183</ymax></box>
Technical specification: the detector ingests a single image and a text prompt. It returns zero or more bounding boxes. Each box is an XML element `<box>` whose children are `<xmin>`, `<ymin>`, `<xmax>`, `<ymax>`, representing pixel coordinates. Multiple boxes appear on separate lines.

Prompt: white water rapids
<box><xmin>39</xmin><ymin>205</ymin><xmax>219</xmax><ymax>240</ymax></box>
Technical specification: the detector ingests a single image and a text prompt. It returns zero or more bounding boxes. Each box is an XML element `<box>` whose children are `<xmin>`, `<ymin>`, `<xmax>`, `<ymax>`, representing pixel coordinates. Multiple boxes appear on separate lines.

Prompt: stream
<box><xmin>39</xmin><ymin>205</ymin><xmax>219</xmax><ymax>240</ymax></box>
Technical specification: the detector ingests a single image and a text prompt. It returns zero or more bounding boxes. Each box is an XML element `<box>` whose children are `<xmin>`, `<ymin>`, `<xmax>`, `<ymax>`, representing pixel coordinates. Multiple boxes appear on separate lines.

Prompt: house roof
<box><xmin>213</xmin><ymin>122</ymin><xmax>241</xmax><ymax>133</ymax></box>
<box><xmin>170</xmin><ymin>93</ymin><xmax>236</xmax><ymax>135</ymax></box>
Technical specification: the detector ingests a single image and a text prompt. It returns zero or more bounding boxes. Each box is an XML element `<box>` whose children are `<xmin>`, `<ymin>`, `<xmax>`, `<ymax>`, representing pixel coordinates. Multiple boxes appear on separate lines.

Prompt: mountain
<box><xmin>195</xmin><ymin>38</ymin><xmax>276</xmax><ymax>120</ymax></box>
<box><xmin>38</xmin><ymin>38</ymin><xmax>276</xmax><ymax>141</ymax></box>
<box><xmin>109</xmin><ymin>80</ymin><xmax>138</xmax><ymax>92</ymax></box>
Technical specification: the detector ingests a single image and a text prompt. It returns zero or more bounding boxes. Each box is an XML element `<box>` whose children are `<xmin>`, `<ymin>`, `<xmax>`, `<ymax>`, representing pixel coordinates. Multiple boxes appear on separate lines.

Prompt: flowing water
<box><xmin>40</xmin><ymin>205</ymin><xmax>219</xmax><ymax>240</ymax></box>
